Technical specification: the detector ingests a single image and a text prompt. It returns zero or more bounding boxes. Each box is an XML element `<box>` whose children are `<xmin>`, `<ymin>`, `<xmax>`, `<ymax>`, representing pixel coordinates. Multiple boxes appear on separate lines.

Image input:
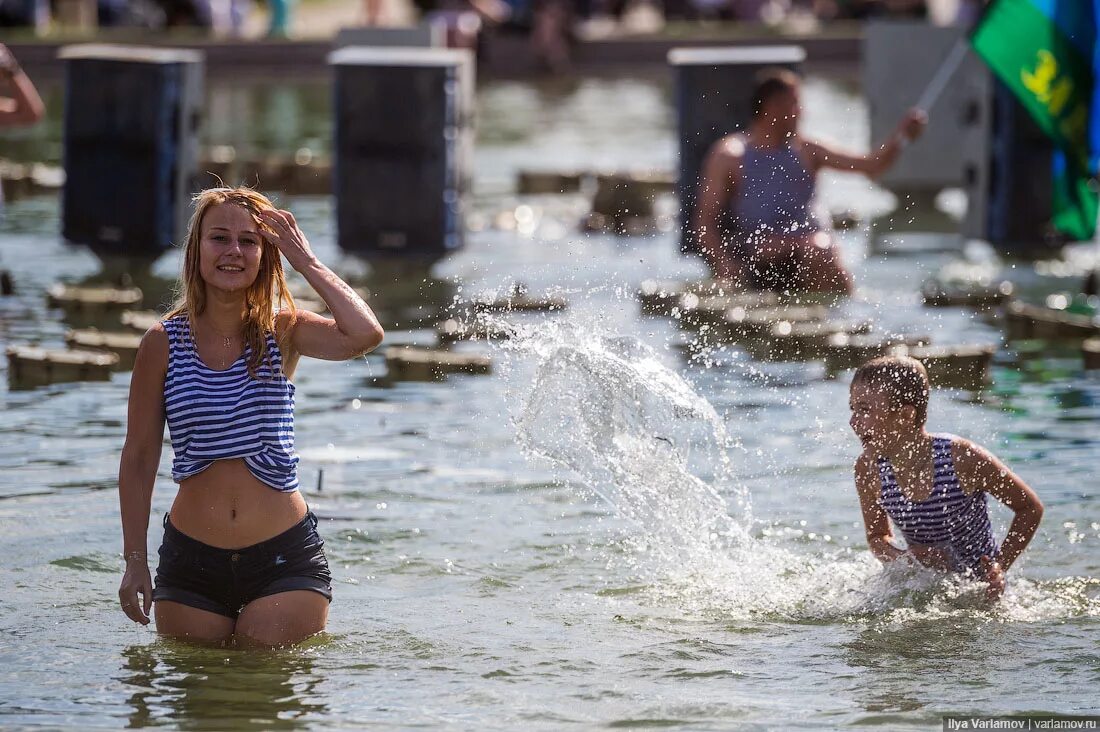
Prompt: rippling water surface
<box><xmin>1</xmin><ymin>75</ymin><xmax>1098</xmax><ymax>730</ymax></box>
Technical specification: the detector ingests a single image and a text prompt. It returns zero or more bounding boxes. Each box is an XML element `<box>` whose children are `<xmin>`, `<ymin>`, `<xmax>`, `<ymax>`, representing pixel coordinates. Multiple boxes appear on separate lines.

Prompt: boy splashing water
<box><xmin>849</xmin><ymin>356</ymin><xmax>1044</xmax><ymax>600</ymax></box>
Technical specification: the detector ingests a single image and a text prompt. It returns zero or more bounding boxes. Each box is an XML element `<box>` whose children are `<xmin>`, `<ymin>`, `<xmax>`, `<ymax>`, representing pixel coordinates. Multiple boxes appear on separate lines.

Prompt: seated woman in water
<box><xmin>694</xmin><ymin>68</ymin><xmax>926</xmax><ymax>294</ymax></box>
<box><xmin>848</xmin><ymin>356</ymin><xmax>1044</xmax><ymax>600</ymax></box>
<box><xmin>117</xmin><ymin>187</ymin><xmax>384</xmax><ymax>646</ymax></box>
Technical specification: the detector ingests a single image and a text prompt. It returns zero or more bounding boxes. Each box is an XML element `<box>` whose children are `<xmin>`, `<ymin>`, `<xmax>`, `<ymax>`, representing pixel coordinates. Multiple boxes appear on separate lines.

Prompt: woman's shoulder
<box><xmin>272</xmin><ymin>308</ymin><xmax>303</xmax><ymax>346</ymax></box>
<box><xmin>159</xmin><ymin>312</ymin><xmax>188</xmax><ymax>332</ymax></box>
<box><xmin>273</xmin><ymin>307</ymin><xmax>295</xmax><ymax>329</ymax></box>
<box><xmin>132</xmin><ymin>322</ymin><xmax>170</xmax><ymax>378</ymax></box>
<box><xmin>711</xmin><ymin>134</ymin><xmax>747</xmax><ymax>160</ymax></box>
<box><xmin>141</xmin><ymin>321</ymin><xmax>169</xmax><ymax>346</ymax></box>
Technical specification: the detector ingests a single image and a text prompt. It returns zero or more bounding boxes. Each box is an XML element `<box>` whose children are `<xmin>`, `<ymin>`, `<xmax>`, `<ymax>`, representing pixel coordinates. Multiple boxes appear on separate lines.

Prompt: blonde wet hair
<box><xmin>852</xmin><ymin>355</ymin><xmax>930</xmax><ymax>425</ymax></box>
<box><xmin>166</xmin><ymin>187</ymin><xmax>297</xmax><ymax>379</ymax></box>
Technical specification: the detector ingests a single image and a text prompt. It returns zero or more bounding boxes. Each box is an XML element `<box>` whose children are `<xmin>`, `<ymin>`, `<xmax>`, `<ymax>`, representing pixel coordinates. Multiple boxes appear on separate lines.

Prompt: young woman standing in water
<box><xmin>117</xmin><ymin>187</ymin><xmax>384</xmax><ymax>646</ymax></box>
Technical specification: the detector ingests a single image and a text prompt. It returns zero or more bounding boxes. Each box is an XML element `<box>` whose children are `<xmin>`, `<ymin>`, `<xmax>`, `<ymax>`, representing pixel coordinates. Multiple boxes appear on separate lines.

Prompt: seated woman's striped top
<box><xmin>877</xmin><ymin>434</ymin><xmax>998</xmax><ymax>573</ymax></box>
<box><xmin>162</xmin><ymin>315</ymin><xmax>299</xmax><ymax>492</ymax></box>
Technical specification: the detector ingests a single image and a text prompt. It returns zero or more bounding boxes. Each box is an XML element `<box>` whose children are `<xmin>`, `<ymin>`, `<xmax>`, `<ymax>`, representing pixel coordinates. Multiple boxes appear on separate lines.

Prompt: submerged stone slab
<box><xmin>904</xmin><ymin>344</ymin><xmax>995</xmax><ymax>390</ymax></box>
<box><xmin>435</xmin><ymin>318</ymin><xmax>513</xmax><ymax>345</ymax></box>
<box><xmin>47</xmin><ymin>284</ymin><xmax>143</xmax><ymax>312</ymax></box>
<box><xmin>921</xmin><ymin>279</ymin><xmax>1014</xmax><ymax>308</ymax></box>
<box><xmin>715</xmin><ymin>304</ymin><xmax>828</xmax><ymax>339</ymax></box>
<box><xmin>0</xmin><ymin>160</ymin><xmax>64</xmax><ymax>201</ymax></box>
<box><xmin>637</xmin><ymin>279</ymin><xmax>778</xmax><ymax>316</ymax></box>
<box><xmin>470</xmin><ymin>293</ymin><xmax>568</xmax><ymax>313</ymax></box>
<box><xmin>119</xmin><ymin>310</ymin><xmax>161</xmax><ymax>333</ymax></box>
<box><xmin>384</xmin><ymin>345</ymin><xmax>491</xmax><ymax>381</ymax></box>
<box><xmin>823</xmin><ymin>333</ymin><xmax>933</xmax><ymax>374</ymax></box>
<box><xmin>1004</xmin><ymin>301</ymin><xmax>1100</xmax><ymax>341</ymax></box>
<box><xmin>673</xmin><ymin>292</ymin><xmax>790</xmax><ymax>327</ymax></box>
<box><xmin>746</xmin><ymin>319</ymin><xmax>874</xmax><ymax>361</ymax></box>
<box><xmin>516</xmin><ymin>169</ymin><xmax>586</xmax><ymax>195</ymax></box>
<box><xmin>7</xmin><ymin>345</ymin><xmax>117</xmax><ymax>387</ymax></box>
<box><xmin>588</xmin><ymin>170</ymin><xmax>675</xmax><ymax>231</ymax></box>
<box><xmin>586</xmin><ymin>171</ymin><xmax>675</xmax><ymax>235</ymax></box>
<box><xmin>1084</xmin><ymin>339</ymin><xmax>1100</xmax><ymax>371</ymax></box>
<box><xmin>517</xmin><ymin>168</ymin><xmax>673</xmax><ymax>198</ymax></box>
<box><xmin>64</xmin><ymin>328</ymin><xmax>142</xmax><ymax>370</ymax></box>
<box><xmin>199</xmin><ymin>151</ymin><xmax>334</xmax><ymax>195</ymax></box>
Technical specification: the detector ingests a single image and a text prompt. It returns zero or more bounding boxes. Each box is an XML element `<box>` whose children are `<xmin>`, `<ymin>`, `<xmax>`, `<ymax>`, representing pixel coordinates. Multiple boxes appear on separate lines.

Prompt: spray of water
<box><xmin>488</xmin><ymin>311</ymin><xmax>1100</xmax><ymax>623</ymax></box>
<box><xmin>514</xmin><ymin>325</ymin><xmax>749</xmax><ymax>554</ymax></box>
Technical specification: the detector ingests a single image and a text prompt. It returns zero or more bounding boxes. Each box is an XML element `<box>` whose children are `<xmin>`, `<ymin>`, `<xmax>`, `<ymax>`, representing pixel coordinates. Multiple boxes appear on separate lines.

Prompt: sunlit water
<box><xmin>1</xmin><ymin>75</ymin><xmax>1098</xmax><ymax>730</ymax></box>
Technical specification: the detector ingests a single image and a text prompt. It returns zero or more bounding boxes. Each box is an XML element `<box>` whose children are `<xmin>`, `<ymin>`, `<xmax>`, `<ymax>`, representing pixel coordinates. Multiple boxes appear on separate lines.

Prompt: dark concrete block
<box><xmin>331</xmin><ymin>47</ymin><xmax>474</xmax><ymax>259</ymax></box>
<box><xmin>60</xmin><ymin>45</ymin><xmax>204</xmax><ymax>255</ymax></box>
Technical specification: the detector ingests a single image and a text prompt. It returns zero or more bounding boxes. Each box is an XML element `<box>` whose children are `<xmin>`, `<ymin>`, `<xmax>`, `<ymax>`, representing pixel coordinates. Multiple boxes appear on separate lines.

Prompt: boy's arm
<box><xmin>855</xmin><ymin>454</ymin><xmax>905</xmax><ymax>563</ymax></box>
<box><xmin>952</xmin><ymin>438</ymin><xmax>1044</xmax><ymax>572</ymax></box>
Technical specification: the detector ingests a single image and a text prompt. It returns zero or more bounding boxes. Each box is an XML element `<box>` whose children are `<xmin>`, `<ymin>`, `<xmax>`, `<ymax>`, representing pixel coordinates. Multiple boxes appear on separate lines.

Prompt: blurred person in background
<box><xmin>416</xmin><ymin>0</ymin><xmax>511</xmax><ymax>55</ymax></box>
<box><xmin>0</xmin><ymin>44</ymin><xmax>43</xmax><ymax>130</ymax></box>
<box><xmin>0</xmin><ymin>0</ymin><xmax>47</xmax><ymax>29</ymax></box>
<box><xmin>0</xmin><ymin>43</ymin><xmax>45</xmax><ymax>215</ymax></box>
<box><xmin>693</xmin><ymin>67</ymin><xmax>925</xmax><ymax>294</ymax></box>
<box><xmin>531</xmin><ymin>0</ymin><xmax>573</xmax><ymax>71</ymax></box>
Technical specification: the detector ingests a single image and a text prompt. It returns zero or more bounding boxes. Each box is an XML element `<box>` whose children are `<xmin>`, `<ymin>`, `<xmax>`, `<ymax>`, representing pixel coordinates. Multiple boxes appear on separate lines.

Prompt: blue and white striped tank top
<box><xmin>877</xmin><ymin>435</ymin><xmax>998</xmax><ymax>573</ymax></box>
<box><xmin>162</xmin><ymin>315</ymin><xmax>299</xmax><ymax>492</ymax></box>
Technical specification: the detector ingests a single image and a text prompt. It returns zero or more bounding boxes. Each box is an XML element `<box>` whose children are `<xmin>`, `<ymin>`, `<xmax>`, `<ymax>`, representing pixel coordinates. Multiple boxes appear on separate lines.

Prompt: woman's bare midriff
<box><xmin>169</xmin><ymin>459</ymin><xmax>308</xmax><ymax>549</ymax></box>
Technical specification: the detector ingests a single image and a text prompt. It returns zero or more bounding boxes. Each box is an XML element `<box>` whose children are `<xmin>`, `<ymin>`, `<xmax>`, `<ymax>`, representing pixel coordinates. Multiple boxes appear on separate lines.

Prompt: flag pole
<box><xmin>915</xmin><ymin>38</ymin><xmax>971</xmax><ymax>113</ymax></box>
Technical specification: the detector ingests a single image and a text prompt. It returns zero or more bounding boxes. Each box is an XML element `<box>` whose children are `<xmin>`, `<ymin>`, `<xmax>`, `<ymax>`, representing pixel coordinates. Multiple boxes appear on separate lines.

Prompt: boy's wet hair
<box><xmin>852</xmin><ymin>355</ymin><xmax>930</xmax><ymax>425</ymax></box>
<box><xmin>751</xmin><ymin>68</ymin><xmax>800</xmax><ymax>118</ymax></box>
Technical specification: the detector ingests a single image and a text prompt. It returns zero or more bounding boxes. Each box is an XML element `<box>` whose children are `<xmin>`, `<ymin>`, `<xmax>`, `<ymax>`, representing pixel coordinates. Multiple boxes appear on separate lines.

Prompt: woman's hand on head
<box><xmin>259</xmin><ymin>209</ymin><xmax>318</xmax><ymax>272</ymax></box>
<box><xmin>119</xmin><ymin>558</ymin><xmax>153</xmax><ymax>625</ymax></box>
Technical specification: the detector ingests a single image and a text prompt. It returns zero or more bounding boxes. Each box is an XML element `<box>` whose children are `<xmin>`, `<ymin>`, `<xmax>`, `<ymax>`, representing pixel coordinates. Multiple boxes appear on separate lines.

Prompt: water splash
<box><xmin>514</xmin><ymin>325</ymin><xmax>746</xmax><ymax>549</ymax></box>
<box><xmin>491</xmin><ymin>313</ymin><xmax>1100</xmax><ymax>623</ymax></box>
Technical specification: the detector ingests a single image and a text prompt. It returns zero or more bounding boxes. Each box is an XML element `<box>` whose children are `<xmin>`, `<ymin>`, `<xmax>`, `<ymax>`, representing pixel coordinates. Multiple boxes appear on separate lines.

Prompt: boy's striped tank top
<box><xmin>877</xmin><ymin>434</ymin><xmax>998</xmax><ymax>573</ymax></box>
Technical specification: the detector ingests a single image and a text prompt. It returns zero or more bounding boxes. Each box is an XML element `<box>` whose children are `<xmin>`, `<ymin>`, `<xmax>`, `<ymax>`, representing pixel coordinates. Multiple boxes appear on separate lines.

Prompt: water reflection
<box><xmin>0</xmin><ymin>82</ymin><xmax>331</xmax><ymax>165</ymax></box>
<box><xmin>120</xmin><ymin>641</ymin><xmax>327</xmax><ymax>731</ymax></box>
<box><xmin>209</xmin><ymin>83</ymin><xmax>329</xmax><ymax>157</ymax></box>
<box><xmin>351</xmin><ymin>258</ymin><xmax>456</xmax><ymax>330</ymax></box>
<box><xmin>842</xmin><ymin>615</ymin><xmax>991</xmax><ymax>715</ymax></box>
<box><xmin>206</xmin><ymin>87</ymin><xmax>256</xmax><ymax>157</ymax></box>
<box><xmin>840</xmin><ymin>616</ymin><xmax>972</xmax><ymax>713</ymax></box>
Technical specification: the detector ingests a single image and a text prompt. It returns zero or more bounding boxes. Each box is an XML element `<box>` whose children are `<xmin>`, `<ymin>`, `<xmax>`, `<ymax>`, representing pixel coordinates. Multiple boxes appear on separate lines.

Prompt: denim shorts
<box><xmin>152</xmin><ymin>511</ymin><xmax>332</xmax><ymax>619</ymax></box>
